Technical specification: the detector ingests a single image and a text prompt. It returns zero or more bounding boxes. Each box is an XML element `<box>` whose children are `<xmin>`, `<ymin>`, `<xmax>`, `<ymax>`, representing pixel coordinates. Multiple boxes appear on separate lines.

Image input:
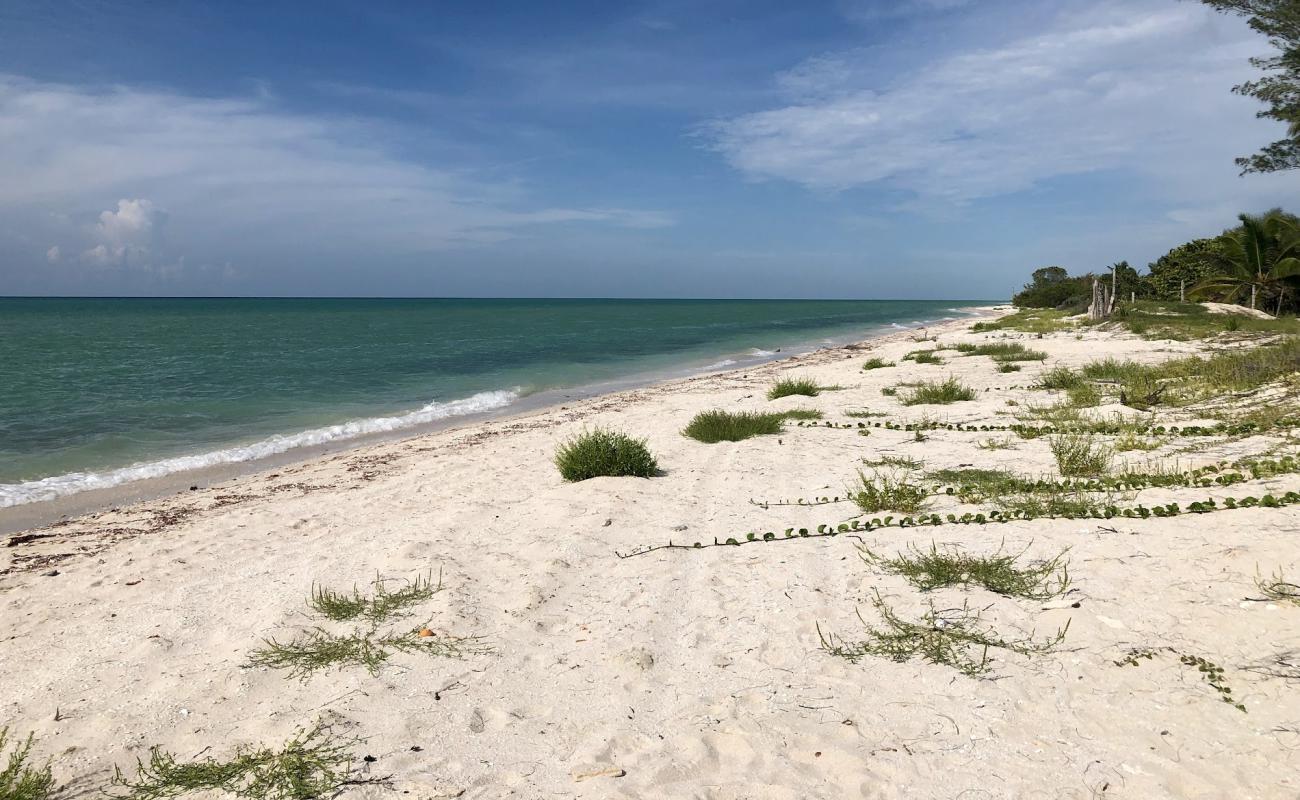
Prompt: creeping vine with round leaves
<box><xmin>613</xmin><ymin>491</ymin><xmax>1300</xmax><ymax>558</ymax></box>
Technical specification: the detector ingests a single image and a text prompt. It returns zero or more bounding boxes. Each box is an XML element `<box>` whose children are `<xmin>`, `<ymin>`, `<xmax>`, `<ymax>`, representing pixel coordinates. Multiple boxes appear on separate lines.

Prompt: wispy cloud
<box><xmin>0</xmin><ymin>75</ymin><xmax>671</xmax><ymax>281</ymax></box>
<box><xmin>705</xmin><ymin>1</ymin><xmax>1282</xmax><ymax>204</ymax></box>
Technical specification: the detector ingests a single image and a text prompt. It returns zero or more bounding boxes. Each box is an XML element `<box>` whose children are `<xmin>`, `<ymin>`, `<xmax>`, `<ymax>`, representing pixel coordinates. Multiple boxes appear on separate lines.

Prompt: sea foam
<box><xmin>0</xmin><ymin>389</ymin><xmax>518</xmax><ymax>508</ymax></box>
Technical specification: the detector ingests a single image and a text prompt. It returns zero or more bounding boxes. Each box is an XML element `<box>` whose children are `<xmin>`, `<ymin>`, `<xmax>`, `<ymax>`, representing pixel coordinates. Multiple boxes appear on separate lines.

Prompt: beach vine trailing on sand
<box><xmin>248</xmin><ymin>572</ymin><xmax>487</xmax><ymax>679</ymax></box>
<box><xmin>818</xmin><ymin>591</ymin><xmax>1069</xmax><ymax>677</ymax></box>
<box><xmin>1114</xmin><ymin>648</ymin><xmax>1246</xmax><ymax>713</ymax></box>
<box><xmin>744</xmin><ymin>456</ymin><xmax>1299</xmax><ymax>510</ymax></box>
<box><xmin>110</xmin><ymin>723</ymin><xmax>359</xmax><ymax>800</ymax></box>
<box><xmin>859</xmin><ymin>542</ymin><xmax>1071</xmax><ymax>600</ymax></box>
<box><xmin>0</xmin><ymin>728</ymin><xmax>54</xmax><ymax>800</ymax></box>
<box><xmin>614</xmin><ymin>490</ymin><xmax>1300</xmax><ymax>557</ymax></box>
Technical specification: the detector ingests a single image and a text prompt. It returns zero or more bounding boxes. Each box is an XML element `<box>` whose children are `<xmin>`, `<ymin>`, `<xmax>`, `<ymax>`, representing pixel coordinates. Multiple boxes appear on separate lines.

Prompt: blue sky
<box><xmin>0</xmin><ymin>0</ymin><xmax>1296</xmax><ymax>298</ymax></box>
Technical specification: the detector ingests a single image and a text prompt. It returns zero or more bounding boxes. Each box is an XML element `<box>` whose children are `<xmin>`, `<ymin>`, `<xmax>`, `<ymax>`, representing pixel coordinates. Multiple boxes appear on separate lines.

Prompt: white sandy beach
<box><xmin>3</xmin><ymin>310</ymin><xmax>1299</xmax><ymax>799</ymax></box>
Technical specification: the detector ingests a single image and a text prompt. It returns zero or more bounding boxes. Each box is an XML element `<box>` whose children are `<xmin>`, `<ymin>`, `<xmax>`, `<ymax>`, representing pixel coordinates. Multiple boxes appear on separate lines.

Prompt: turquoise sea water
<box><xmin>0</xmin><ymin>298</ymin><xmax>986</xmax><ymax>506</ymax></box>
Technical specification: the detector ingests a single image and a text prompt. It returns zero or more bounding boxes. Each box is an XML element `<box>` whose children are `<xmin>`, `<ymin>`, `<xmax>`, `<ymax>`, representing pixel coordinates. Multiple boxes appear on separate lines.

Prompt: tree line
<box><xmin>1012</xmin><ymin>209</ymin><xmax>1300</xmax><ymax>316</ymax></box>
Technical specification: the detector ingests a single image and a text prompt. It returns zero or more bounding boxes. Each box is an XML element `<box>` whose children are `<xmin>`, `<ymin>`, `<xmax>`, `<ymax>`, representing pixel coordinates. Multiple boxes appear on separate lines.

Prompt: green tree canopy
<box><xmin>1190</xmin><ymin>211</ymin><xmax>1300</xmax><ymax>312</ymax></box>
<box><xmin>1202</xmin><ymin>0</ymin><xmax>1300</xmax><ymax>172</ymax></box>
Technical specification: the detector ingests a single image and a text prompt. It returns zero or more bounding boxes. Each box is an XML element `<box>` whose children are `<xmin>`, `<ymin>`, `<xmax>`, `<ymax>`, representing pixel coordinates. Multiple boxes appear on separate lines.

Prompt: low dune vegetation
<box><xmin>902</xmin><ymin>349</ymin><xmax>944</xmax><ymax>365</ymax></box>
<box><xmin>554</xmin><ymin>428</ymin><xmax>659</xmax><ymax>481</ymax></box>
<box><xmin>862</xmin><ymin>357</ymin><xmax>894</xmax><ymax>370</ymax></box>
<box><xmin>767</xmin><ymin>377</ymin><xmax>821</xmax><ymax>399</ymax></box>
<box><xmin>900</xmin><ymin>377</ymin><xmax>976</xmax><ymax>406</ymax></box>
<box><xmin>682</xmin><ymin>409</ymin><xmax>821</xmax><ymax>443</ymax></box>
<box><xmin>0</xmin><ymin>728</ymin><xmax>54</xmax><ymax>800</ymax></box>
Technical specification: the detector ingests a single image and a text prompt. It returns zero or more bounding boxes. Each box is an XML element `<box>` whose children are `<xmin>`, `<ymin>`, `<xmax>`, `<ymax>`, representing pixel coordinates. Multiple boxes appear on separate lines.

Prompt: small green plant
<box><xmin>903</xmin><ymin>349</ymin><xmax>944</xmax><ymax>365</ymax></box>
<box><xmin>997</xmin><ymin>363</ymin><xmax>1022</xmax><ymax>373</ymax></box>
<box><xmin>977</xmin><ymin>437</ymin><xmax>1016</xmax><ymax>450</ymax></box>
<box><xmin>310</xmin><ymin>572</ymin><xmax>439</xmax><ymax>624</ymax></box>
<box><xmin>249</xmin><ymin>572</ymin><xmax>484</xmax><ymax>679</ymax></box>
<box><xmin>902</xmin><ymin>377</ymin><xmax>976</xmax><ymax>406</ymax></box>
<box><xmin>248</xmin><ymin>627</ymin><xmax>480</xmax><ymax>679</ymax></box>
<box><xmin>1036</xmin><ymin>367</ymin><xmax>1082</xmax><ymax>390</ymax></box>
<box><xmin>1049</xmin><ymin>434</ymin><xmax>1112</xmax><ymax>477</ymax></box>
<box><xmin>863</xmin><ymin>455</ymin><xmax>923</xmax><ymax>469</ymax></box>
<box><xmin>768</xmin><ymin>377</ymin><xmax>821</xmax><ymax>399</ymax></box>
<box><xmin>850</xmin><ymin>469</ymin><xmax>929</xmax><ymax>514</ymax></box>
<box><xmin>962</xmin><ymin>342</ymin><xmax>1047</xmax><ymax>362</ymax></box>
<box><xmin>554</xmin><ymin>428</ymin><xmax>658</xmax><ymax>481</ymax></box>
<box><xmin>862</xmin><ymin>358</ymin><xmax>894</xmax><ymax>370</ymax></box>
<box><xmin>844</xmin><ymin>409</ymin><xmax>887</xmax><ymax>418</ymax></box>
<box><xmin>1114</xmin><ymin>648</ymin><xmax>1245</xmax><ymax>712</ymax></box>
<box><xmin>1066</xmin><ymin>383</ymin><xmax>1101</xmax><ymax>408</ymax></box>
<box><xmin>682</xmin><ymin>410</ymin><xmax>785</xmax><ymax>443</ymax></box>
<box><xmin>111</xmin><ymin>723</ymin><xmax>357</xmax><ymax>800</ymax></box>
<box><xmin>0</xmin><ymin>728</ymin><xmax>54</xmax><ymax>800</ymax></box>
<box><xmin>860</xmin><ymin>542</ymin><xmax>1071</xmax><ymax>599</ymax></box>
<box><xmin>1114</xmin><ymin>432</ymin><xmax>1160</xmax><ymax>452</ymax></box>
<box><xmin>1256</xmin><ymin>568</ymin><xmax>1300</xmax><ymax>606</ymax></box>
<box><xmin>819</xmin><ymin>591</ymin><xmax>1069</xmax><ymax>677</ymax></box>
<box><xmin>881</xmin><ymin>386</ymin><xmax>898</xmax><ymax>397</ymax></box>
<box><xmin>779</xmin><ymin>408</ymin><xmax>824</xmax><ymax>421</ymax></box>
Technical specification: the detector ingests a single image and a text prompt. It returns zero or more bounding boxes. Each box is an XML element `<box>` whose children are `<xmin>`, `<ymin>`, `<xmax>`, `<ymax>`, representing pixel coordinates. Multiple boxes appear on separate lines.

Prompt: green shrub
<box><xmin>1049</xmin><ymin>434</ymin><xmax>1112</xmax><ymax>477</ymax></box>
<box><xmin>683</xmin><ymin>410</ymin><xmax>784</xmax><ymax>443</ymax></box>
<box><xmin>0</xmin><ymin>729</ymin><xmax>54</xmax><ymax>800</ymax></box>
<box><xmin>998</xmin><ymin>363</ymin><xmax>1021</xmax><ymax>373</ymax></box>
<box><xmin>767</xmin><ymin>377</ymin><xmax>821</xmax><ymax>399</ymax></box>
<box><xmin>862</xmin><ymin>358</ymin><xmax>894</xmax><ymax>370</ymax></box>
<box><xmin>902</xmin><ymin>377</ymin><xmax>976</xmax><ymax>405</ymax></box>
<box><xmin>555</xmin><ymin>428</ymin><xmax>658</xmax><ymax>481</ymax></box>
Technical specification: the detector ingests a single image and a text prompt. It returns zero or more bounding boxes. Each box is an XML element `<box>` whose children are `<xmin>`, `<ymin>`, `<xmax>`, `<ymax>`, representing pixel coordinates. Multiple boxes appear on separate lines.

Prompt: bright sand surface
<box><xmin>3</xmin><ymin>309</ymin><xmax>1300</xmax><ymax>798</ymax></box>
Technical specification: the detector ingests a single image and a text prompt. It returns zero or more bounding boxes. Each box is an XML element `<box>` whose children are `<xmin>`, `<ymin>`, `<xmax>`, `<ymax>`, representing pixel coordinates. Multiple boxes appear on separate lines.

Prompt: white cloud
<box><xmin>706</xmin><ymin>1</ymin><xmax>1286</xmax><ymax>204</ymax></box>
<box><xmin>45</xmin><ymin>245</ymin><xmax>60</xmax><ymax>263</ymax></box>
<box><xmin>79</xmin><ymin>198</ymin><xmax>163</xmax><ymax>266</ymax></box>
<box><xmin>0</xmin><ymin>74</ymin><xmax>671</xmax><ymax>277</ymax></box>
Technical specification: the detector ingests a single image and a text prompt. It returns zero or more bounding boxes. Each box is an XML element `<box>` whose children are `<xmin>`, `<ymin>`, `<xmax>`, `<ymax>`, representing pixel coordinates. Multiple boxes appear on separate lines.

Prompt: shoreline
<box><xmin>0</xmin><ymin>306</ymin><xmax>999</xmax><ymax>536</ymax></box>
<box><xmin>3</xmin><ymin>306</ymin><xmax>1299</xmax><ymax>798</ymax></box>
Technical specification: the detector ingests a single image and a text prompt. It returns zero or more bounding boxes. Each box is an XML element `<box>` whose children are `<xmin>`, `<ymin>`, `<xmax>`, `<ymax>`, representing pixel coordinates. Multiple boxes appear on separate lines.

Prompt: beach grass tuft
<box><xmin>963</xmin><ymin>342</ymin><xmax>1047</xmax><ymax>362</ymax></box>
<box><xmin>862</xmin><ymin>358</ymin><xmax>894</xmax><ymax>370</ymax></box>
<box><xmin>0</xmin><ymin>728</ymin><xmax>54</xmax><ymax>800</ymax></box>
<box><xmin>903</xmin><ymin>349</ymin><xmax>944</xmax><ymax>365</ymax></box>
<box><xmin>555</xmin><ymin>428</ymin><xmax>658</xmax><ymax>481</ymax></box>
<box><xmin>683</xmin><ymin>409</ymin><xmax>818</xmax><ymax>442</ymax></box>
<box><xmin>860</xmin><ymin>542</ymin><xmax>1071</xmax><ymax>600</ymax></box>
<box><xmin>901</xmin><ymin>377</ymin><xmax>976</xmax><ymax>406</ymax></box>
<box><xmin>110</xmin><ymin>723</ymin><xmax>356</xmax><ymax>800</ymax></box>
<box><xmin>767</xmin><ymin>377</ymin><xmax>821</xmax><ymax>399</ymax></box>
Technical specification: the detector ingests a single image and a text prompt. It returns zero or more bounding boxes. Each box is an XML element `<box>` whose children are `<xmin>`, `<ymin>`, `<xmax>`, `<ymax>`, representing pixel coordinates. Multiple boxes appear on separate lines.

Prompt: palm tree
<box><xmin>1191</xmin><ymin>212</ymin><xmax>1300</xmax><ymax>314</ymax></box>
